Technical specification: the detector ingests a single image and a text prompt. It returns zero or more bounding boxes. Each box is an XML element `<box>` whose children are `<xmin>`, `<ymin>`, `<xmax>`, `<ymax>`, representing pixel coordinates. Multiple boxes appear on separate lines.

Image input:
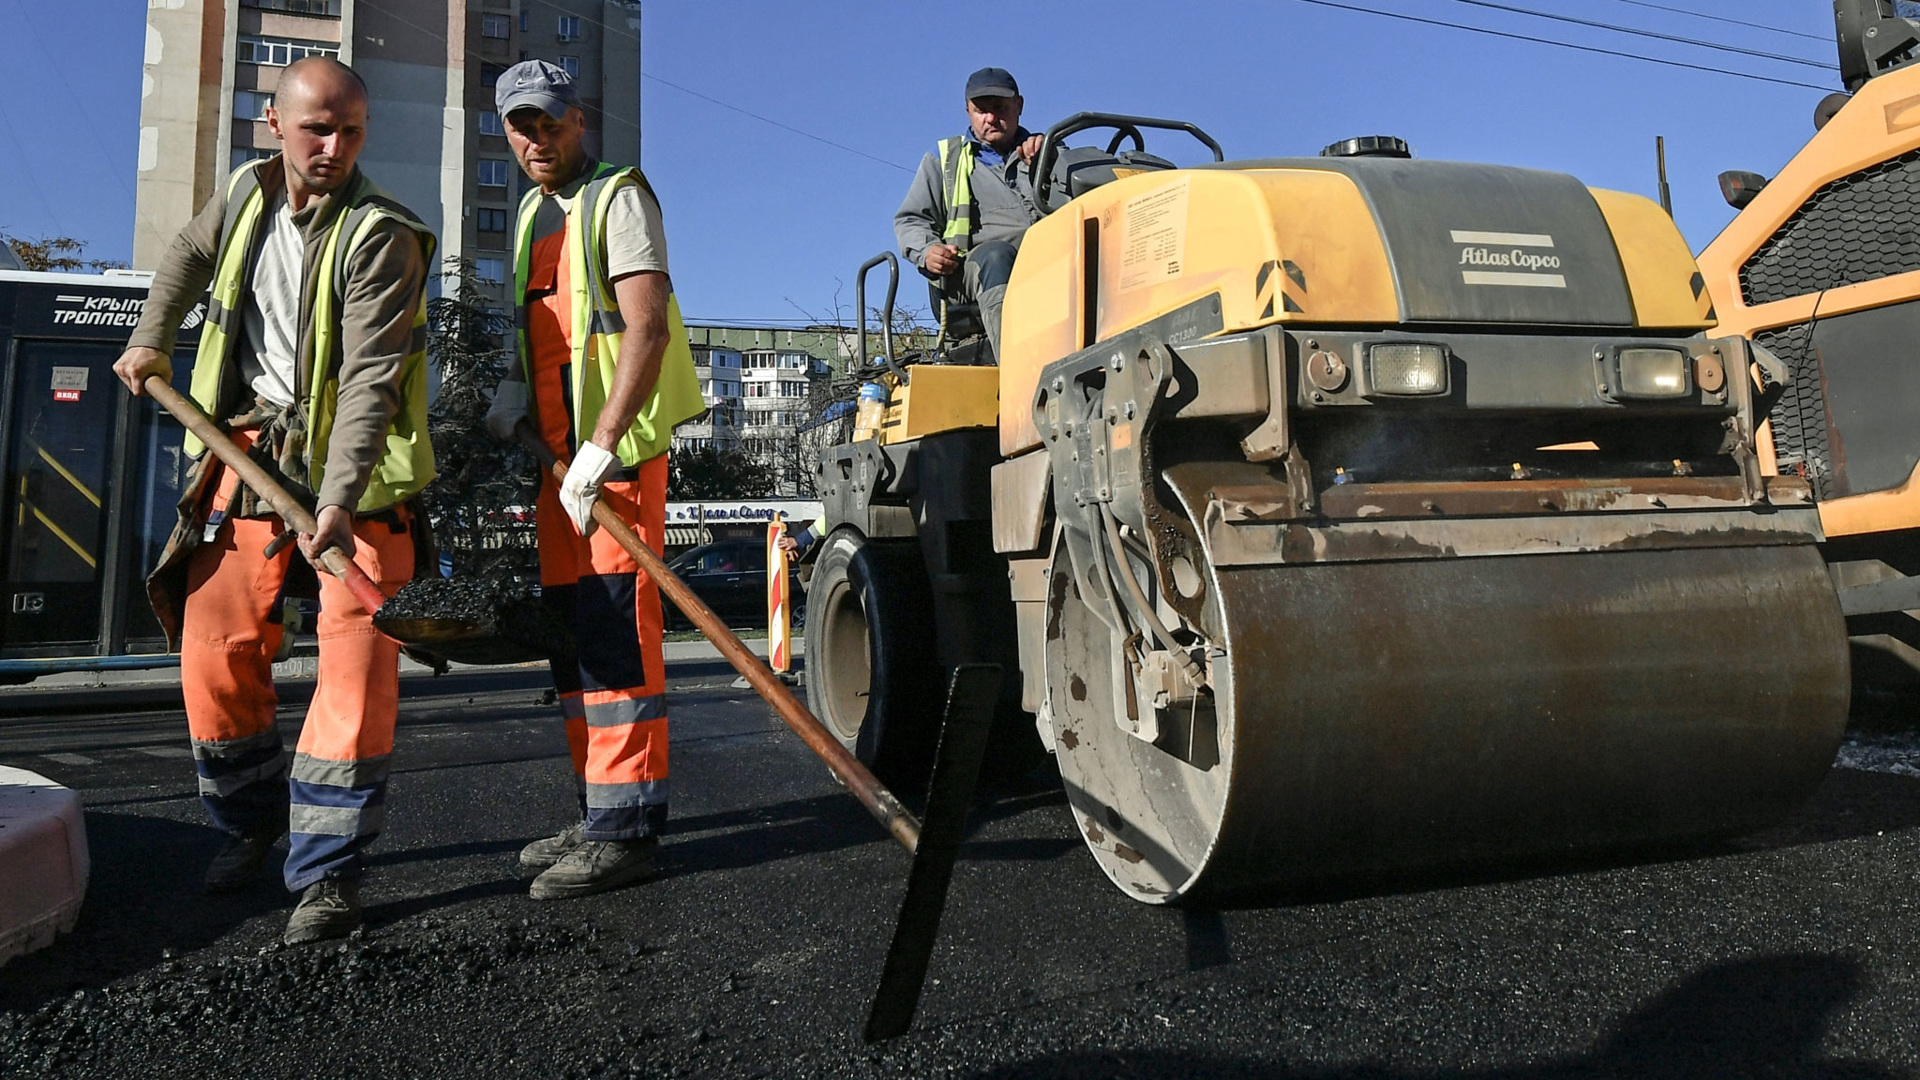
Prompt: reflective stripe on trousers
<box><xmin>191</xmin><ymin>728</ymin><xmax>288</xmax><ymax>832</ymax></box>
<box><xmin>179</xmin><ymin>448</ymin><xmax>414</xmax><ymax>891</ymax></box>
<box><xmin>537</xmin><ymin>454</ymin><xmax>671</xmax><ymax>841</ymax></box>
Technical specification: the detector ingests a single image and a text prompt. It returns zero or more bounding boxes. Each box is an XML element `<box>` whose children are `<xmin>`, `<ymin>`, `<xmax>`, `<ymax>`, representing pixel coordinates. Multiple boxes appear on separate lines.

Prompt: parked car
<box><xmin>663</xmin><ymin>538</ymin><xmax>804</xmax><ymax>631</ymax></box>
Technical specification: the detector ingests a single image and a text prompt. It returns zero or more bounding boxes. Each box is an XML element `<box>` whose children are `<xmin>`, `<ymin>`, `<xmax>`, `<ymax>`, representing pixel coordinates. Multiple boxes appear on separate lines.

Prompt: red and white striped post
<box><xmin>767</xmin><ymin>513</ymin><xmax>792</xmax><ymax>674</ymax></box>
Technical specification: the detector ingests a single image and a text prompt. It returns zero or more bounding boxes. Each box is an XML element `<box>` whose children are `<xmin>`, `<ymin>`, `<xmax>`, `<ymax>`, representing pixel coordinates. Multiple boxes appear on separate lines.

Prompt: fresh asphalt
<box><xmin>3</xmin><ymin>656</ymin><xmax>1920</xmax><ymax>1079</ymax></box>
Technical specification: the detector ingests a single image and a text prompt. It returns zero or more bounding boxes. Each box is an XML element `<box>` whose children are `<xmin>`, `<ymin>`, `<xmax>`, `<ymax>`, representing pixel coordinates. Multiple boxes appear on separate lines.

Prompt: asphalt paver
<box><xmin>3</xmin><ymin>665</ymin><xmax>1920</xmax><ymax>1078</ymax></box>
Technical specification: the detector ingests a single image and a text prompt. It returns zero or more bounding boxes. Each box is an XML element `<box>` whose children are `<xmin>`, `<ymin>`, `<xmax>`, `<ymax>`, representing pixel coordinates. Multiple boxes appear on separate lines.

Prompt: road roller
<box><xmin>1696</xmin><ymin>0</ymin><xmax>1920</xmax><ymax>692</ymax></box>
<box><xmin>805</xmin><ymin>113</ymin><xmax>1851</xmax><ymax>903</ymax></box>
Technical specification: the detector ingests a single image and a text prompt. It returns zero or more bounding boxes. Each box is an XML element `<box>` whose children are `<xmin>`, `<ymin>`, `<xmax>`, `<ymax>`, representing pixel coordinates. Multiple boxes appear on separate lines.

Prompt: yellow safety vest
<box><xmin>512</xmin><ymin>161</ymin><xmax>703</xmax><ymax>467</ymax></box>
<box><xmin>186</xmin><ymin>159</ymin><xmax>438</xmax><ymax>512</ymax></box>
<box><xmin>937</xmin><ymin>137</ymin><xmax>977</xmax><ymax>251</ymax></box>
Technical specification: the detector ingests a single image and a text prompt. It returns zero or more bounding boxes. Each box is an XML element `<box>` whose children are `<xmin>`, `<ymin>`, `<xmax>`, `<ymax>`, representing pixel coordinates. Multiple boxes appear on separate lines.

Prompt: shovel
<box><xmin>522</xmin><ymin>431</ymin><xmax>997</xmax><ymax>1041</ymax></box>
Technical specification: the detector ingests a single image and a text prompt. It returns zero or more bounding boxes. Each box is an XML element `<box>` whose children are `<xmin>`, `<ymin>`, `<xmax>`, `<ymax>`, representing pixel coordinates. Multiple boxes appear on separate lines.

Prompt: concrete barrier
<box><xmin>0</xmin><ymin>767</ymin><xmax>89</xmax><ymax>967</ymax></box>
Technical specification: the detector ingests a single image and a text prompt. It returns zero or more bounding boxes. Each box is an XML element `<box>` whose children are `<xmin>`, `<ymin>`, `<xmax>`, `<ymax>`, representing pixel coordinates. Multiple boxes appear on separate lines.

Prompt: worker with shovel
<box><xmin>112</xmin><ymin>57</ymin><xmax>436</xmax><ymax>944</ymax></box>
<box><xmin>481</xmin><ymin>60</ymin><xmax>705</xmax><ymax>899</ymax></box>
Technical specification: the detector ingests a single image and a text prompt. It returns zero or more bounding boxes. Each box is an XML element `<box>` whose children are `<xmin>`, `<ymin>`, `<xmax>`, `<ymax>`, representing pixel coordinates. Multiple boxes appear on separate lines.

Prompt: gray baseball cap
<box><xmin>495</xmin><ymin>59</ymin><xmax>579</xmax><ymax>119</ymax></box>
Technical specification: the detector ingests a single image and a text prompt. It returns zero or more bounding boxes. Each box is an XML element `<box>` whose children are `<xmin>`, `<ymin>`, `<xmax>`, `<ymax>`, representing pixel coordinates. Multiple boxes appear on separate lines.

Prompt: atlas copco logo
<box><xmin>1449</xmin><ymin>230</ymin><xmax>1567</xmax><ymax>289</ymax></box>
<box><xmin>1457</xmin><ymin>247</ymin><xmax>1562</xmax><ymax>272</ymax></box>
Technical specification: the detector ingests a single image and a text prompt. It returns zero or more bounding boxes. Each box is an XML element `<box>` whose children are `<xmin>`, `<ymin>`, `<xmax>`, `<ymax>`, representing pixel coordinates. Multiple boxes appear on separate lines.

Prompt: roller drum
<box><xmin>1046</xmin><ymin>543</ymin><xmax>1850</xmax><ymax>903</ymax></box>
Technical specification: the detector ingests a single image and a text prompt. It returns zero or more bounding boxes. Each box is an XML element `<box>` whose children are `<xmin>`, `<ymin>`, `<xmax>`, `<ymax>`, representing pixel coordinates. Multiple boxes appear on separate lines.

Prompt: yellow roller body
<box><xmin>813</xmin><ymin>139</ymin><xmax>1855</xmax><ymax>908</ymax></box>
<box><xmin>1697</xmin><ymin>61</ymin><xmax>1920</xmax><ymax>538</ymax></box>
<box><xmin>1011</xmin><ymin>151</ymin><xmax>1850</xmax><ymax>901</ymax></box>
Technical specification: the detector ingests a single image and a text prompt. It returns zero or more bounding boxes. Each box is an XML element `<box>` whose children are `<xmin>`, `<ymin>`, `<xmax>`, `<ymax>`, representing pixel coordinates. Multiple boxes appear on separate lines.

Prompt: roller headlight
<box><xmin>1364</xmin><ymin>342</ymin><xmax>1449</xmax><ymax>397</ymax></box>
<box><xmin>1613</xmin><ymin>347</ymin><xmax>1691</xmax><ymax>399</ymax></box>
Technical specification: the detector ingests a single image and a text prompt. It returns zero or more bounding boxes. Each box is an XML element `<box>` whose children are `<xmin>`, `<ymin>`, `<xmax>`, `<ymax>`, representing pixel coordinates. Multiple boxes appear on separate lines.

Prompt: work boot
<box><xmin>528</xmin><ymin>837</ymin><xmax>657</xmax><ymax>900</ymax></box>
<box><xmin>283</xmin><ymin>878</ymin><xmax>361</xmax><ymax>945</ymax></box>
<box><xmin>204</xmin><ymin>817</ymin><xmax>287</xmax><ymax>893</ymax></box>
<box><xmin>517</xmin><ymin>820</ymin><xmax>587</xmax><ymax>874</ymax></box>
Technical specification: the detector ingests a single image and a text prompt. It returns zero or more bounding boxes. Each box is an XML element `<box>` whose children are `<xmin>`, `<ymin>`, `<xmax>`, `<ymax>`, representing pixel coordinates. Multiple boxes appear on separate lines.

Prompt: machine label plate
<box><xmin>1119</xmin><ymin>179</ymin><xmax>1191</xmax><ymax>292</ymax></box>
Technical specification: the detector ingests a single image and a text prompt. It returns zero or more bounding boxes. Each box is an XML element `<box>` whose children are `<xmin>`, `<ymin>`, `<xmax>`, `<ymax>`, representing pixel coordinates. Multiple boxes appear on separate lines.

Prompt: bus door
<box><xmin>1</xmin><ymin>339</ymin><xmax>124</xmax><ymax>651</ymax></box>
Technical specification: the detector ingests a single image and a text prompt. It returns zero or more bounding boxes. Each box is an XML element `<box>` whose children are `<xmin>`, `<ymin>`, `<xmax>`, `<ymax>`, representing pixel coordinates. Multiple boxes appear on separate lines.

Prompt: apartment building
<box><xmin>133</xmin><ymin>0</ymin><xmax>643</xmax><ymax>293</ymax></box>
<box><xmin>678</xmin><ymin>343</ymin><xmax>743</xmax><ymax>453</ymax></box>
<box><xmin>677</xmin><ymin>326</ymin><xmax>842</xmax><ymax>453</ymax></box>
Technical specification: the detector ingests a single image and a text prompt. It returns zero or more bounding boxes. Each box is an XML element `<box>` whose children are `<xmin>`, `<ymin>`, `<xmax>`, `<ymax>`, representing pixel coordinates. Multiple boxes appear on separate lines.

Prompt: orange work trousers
<box><xmin>536</xmin><ymin>452</ymin><xmax>670</xmax><ymax>841</ymax></box>
<box><xmin>181</xmin><ymin>450</ymin><xmax>414</xmax><ymax>891</ymax></box>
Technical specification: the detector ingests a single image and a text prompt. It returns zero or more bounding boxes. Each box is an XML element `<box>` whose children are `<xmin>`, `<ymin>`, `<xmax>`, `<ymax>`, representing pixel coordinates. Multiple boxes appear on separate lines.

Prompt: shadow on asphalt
<box><xmin>360</xmin><ymin>877</ymin><xmax>528</xmax><ymax>927</ymax></box>
<box><xmin>964</xmin><ymin>953</ymin><xmax>1900</xmax><ymax>1080</ymax></box>
<box><xmin>957</xmin><ymin>836</ymin><xmax>1082</xmax><ymax>862</ymax></box>
<box><xmin>366</xmin><ymin>837</ymin><xmax>527</xmax><ymax>868</ymax></box>
<box><xmin>1733</xmin><ymin>767</ymin><xmax>1920</xmax><ymax>850</ymax></box>
<box><xmin>0</xmin><ymin>810</ymin><xmax>286</xmax><ymax>1014</ymax></box>
<box><xmin>659</xmin><ymin>792</ymin><xmax>883</xmax><ymax>878</ymax></box>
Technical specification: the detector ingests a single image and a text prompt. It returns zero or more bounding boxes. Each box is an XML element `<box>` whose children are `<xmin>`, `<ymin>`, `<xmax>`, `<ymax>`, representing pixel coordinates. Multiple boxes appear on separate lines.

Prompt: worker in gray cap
<box><xmin>894</xmin><ymin>67</ymin><xmax>1047</xmax><ymax>361</ymax></box>
<box><xmin>481</xmin><ymin>58</ymin><xmax>705</xmax><ymax>902</ymax></box>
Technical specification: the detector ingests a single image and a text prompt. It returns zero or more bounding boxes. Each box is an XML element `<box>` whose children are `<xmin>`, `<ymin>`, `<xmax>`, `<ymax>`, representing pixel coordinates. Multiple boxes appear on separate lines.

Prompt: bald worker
<box><xmin>115</xmin><ymin>57</ymin><xmax>437</xmax><ymax>944</ymax></box>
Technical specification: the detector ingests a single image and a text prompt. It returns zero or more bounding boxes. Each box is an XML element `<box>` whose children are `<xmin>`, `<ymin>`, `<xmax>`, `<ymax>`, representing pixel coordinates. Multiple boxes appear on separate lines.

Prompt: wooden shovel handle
<box><xmin>529</xmin><ymin>431</ymin><xmax>921</xmax><ymax>852</ymax></box>
<box><xmin>143</xmin><ymin>376</ymin><xmax>392</xmax><ymax>617</ymax></box>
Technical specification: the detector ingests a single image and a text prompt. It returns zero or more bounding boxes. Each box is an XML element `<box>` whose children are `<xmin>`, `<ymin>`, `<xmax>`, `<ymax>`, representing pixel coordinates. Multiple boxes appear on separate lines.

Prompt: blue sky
<box><xmin>0</xmin><ymin>1</ymin><xmax>1844</xmax><ymax>324</ymax></box>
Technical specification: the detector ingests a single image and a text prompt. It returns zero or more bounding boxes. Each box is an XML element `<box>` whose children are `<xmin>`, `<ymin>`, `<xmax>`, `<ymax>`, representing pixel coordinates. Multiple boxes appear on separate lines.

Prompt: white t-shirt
<box><xmin>540</xmin><ymin>182</ymin><xmax>669</xmax><ymax>279</ymax></box>
<box><xmin>241</xmin><ymin>192</ymin><xmax>303</xmax><ymax>407</ymax></box>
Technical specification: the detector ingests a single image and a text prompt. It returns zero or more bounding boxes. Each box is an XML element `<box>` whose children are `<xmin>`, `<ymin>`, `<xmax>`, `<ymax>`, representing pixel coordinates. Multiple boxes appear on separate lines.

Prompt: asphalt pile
<box><xmin>0</xmin><ymin>918</ymin><xmax>593</xmax><ymax>1078</ymax></box>
<box><xmin>376</xmin><ymin>576</ymin><xmax>574</xmax><ymax>665</ymax></box>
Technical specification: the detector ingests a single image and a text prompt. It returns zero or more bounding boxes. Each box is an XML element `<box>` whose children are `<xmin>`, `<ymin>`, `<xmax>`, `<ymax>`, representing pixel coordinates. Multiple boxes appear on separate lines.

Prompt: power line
<box><xmin>1289</xmin><ymin>0</ymin><xmax>1837</xmax><ymax>91</ymax></box>
<box><xmin>353</xmin><ymin>0</ymin><xmax>909</xmax><ymax>175</ymax></box>
<box><xmin>1443</xmin><ymin>0</ymin><xmax>1835</xmax><ymax>70</ymax></box>
<box><xmin>1603</xmin><ymin>0</ymin><xmax>1832</xmax><ymax>44</ymax></box>
<box><xmin>529</xmin><ymin>5</ymin><xmax>915</xmax><ymax>171</ymax></box>
<box><xmin>643</xmin><ymin>75</ymin><xmax>912</xmax><ymax>173</ymax></box>
<box><xmin>0</xmin><ymin>108</ymin><xmax>64</xmax><ymax>236</ymax></box>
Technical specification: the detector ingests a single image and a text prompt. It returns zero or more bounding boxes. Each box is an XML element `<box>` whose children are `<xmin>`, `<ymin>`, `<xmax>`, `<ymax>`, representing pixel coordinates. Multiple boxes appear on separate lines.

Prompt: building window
<box><xmin>236</xmin><ymin>35</ymin><xmax>338</xmax><ymax>66</ymax></box>
<box><xmin>234</xmin><ymin>90</ymin><xmax>275</xmax><ymax>121</ymax></box>
<box><xmin>557</xmin><ymin>15</ymin><xmax>581</xmax><ymax>40</ymax></box>
<box><xmin>475</xmin><ymin>207</ymin><xmax>509</xmax><ymax>232</ymax></box>
<box><xmin>558</xmin><ymin>55</ymin><xmax>579</xmax><ymax>78</ymax></box>
<box><xmin>481</xmin><ymin>62</ymin><xmax>506</xmax><ymax>87</ymax></box>
<box><xmin>230</xmin><ymin>146</ymin><xmax>276</xmax><ymax>170</ymax></box>
<box><xmin>477</xmin><ymin>159</ymin><xmax>510</xmax><ymax>187</ymax></box>
<box><xmin>241</xmin><ymin>0</ymin><xmax>341</xmax><ymax>15</ymax></box>
<box><xmin>519</xmin><ymin>10</ymin><xmax>529</xmax><ymax>31</ymax></box>
<box><xmin>477</xmin><ymin>110</ymin><xmax>504</xmax><ymax>136</ymax></box>
<box><xmin>474</xmin><ymin>258</ymin><xmax>506</xmax><ymax>284</ymax></box>
<box><xmin>481</xmin><ymin>13</ymin><xmax>510</xmax><ymax>38</ymax></box>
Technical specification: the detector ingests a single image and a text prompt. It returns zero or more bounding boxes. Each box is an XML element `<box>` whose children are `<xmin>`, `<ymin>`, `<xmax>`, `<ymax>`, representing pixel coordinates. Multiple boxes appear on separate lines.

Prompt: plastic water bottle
<box><xmin>854</xmin><ymin>382</ymin><xmax>889</xmax><ymax>441</ymax></box>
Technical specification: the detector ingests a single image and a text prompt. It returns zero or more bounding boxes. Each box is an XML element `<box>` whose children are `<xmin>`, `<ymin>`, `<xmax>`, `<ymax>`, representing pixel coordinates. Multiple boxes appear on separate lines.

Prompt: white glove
<box><xmin>484</xmin><ymin>379</ymin><xmax>529</xmax><ymax>441</ymax></box>
<box><xmin>559</xmin><ymin>440</ymin><xmax>620</xmax><ymax>536</ymax></box>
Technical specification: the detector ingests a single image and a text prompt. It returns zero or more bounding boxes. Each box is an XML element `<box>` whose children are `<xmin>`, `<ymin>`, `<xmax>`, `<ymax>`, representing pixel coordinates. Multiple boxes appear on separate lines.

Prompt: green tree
<box><xmin>2</xmin><ymin>232</ymin><xmax>124</xmax><ymax>272</ymax></box>
<box><xmin>669</xmin><ymin>442</ymin><xmax>778</xmax><ymax>500</ymax></box>
<box><xmin>415</xmin><ymin>257</ymin><xmax>541</xmax><ymax>584</ymax></box>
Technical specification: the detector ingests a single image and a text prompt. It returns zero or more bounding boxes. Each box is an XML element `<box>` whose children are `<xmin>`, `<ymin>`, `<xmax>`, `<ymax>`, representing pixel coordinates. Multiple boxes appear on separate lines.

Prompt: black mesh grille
<box><xmin>1755</xmin><ymin>322</ymin><xmax>1838</xmax><ymax>499</ymax></box>
<box><xmin>1740</xmin><ymin>148</ymin><xmax>1920</xmax><ymax>306</ymax></box>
